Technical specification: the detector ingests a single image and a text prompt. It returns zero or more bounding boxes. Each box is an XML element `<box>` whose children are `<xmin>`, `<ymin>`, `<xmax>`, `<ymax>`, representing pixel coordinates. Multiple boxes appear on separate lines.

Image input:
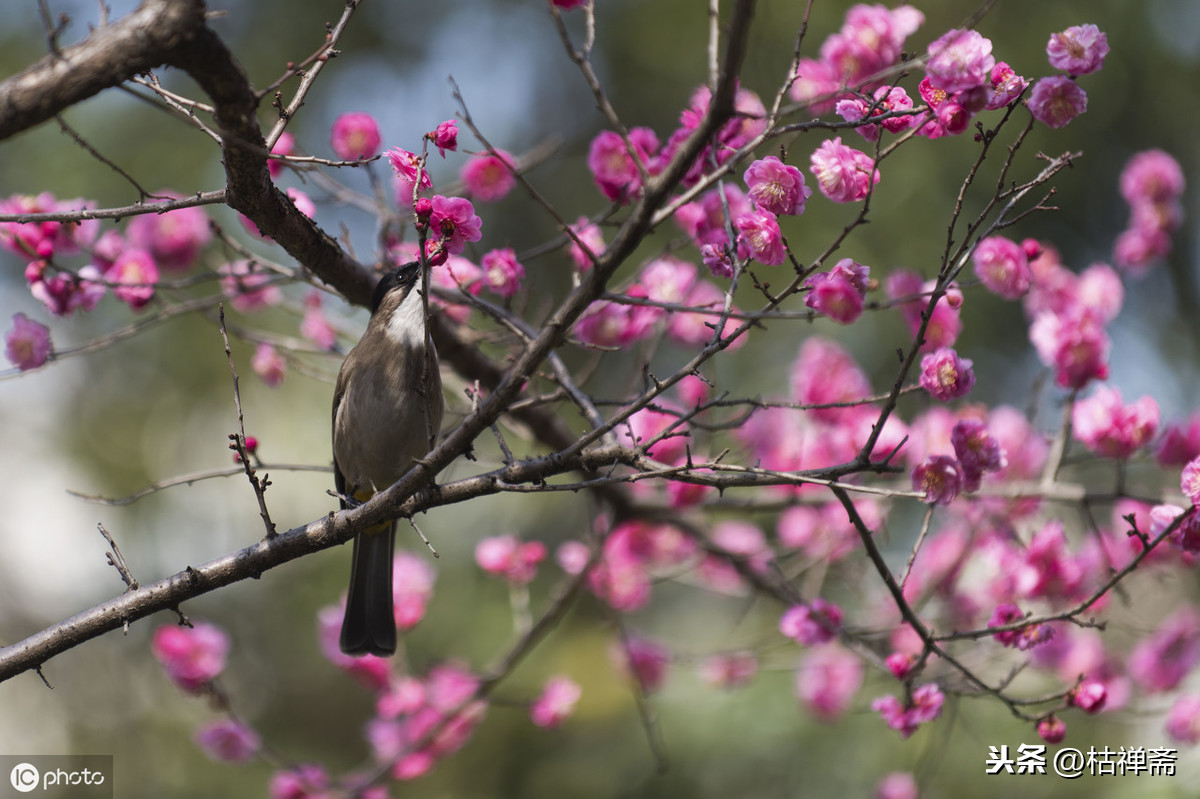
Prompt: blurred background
<box><xmin>1</xmin><ymin>0</ymin><xmax>1199</xmax><ymax>796</ymax></box>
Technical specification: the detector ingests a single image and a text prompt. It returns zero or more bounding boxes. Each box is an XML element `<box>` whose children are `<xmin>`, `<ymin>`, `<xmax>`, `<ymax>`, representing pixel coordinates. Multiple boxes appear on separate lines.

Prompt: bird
<box><xmin>332</xmin><ymin>260</ymin><xmax>443</xmax><ymax>656</ymax></box>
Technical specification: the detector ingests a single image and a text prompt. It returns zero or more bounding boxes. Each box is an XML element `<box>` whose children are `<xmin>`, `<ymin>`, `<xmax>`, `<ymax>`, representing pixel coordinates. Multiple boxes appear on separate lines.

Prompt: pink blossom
<box><xmin>1120</xmin><ymin>149</ymin><xmax>1185</xmax><ymax>206</ymax></box>
<box><xmin>393</xmin><ymin>551</ymin><xmax>436</xmax><ymax>631</ymax></box>
<box><xmin>556</xmin><ymin>540</ymin><xmax>592</xmax><ymax>575</ymax></box>
<box><xmin>1027</xmin><ymin>76</ymin><xmax>1087</xmax><ymax>128</ymax></box>
<box><xmin>1028</xmin><ymin>306</ymin><xmax>1109</xmax><ymax>389</ymax></box>
<box><xmin>791</xmin><ymin>337</ymin><xmax>872</xmax><ymax>425</ymax></box>
<box><xmin>194</xmin><ymin>719</ymin><xmax>261</xmax><ymax>763</ymax></box>
<box><xmin>126</xmin><ymin>197</ymin><xmax>211</xmax><ymax>272</ymax></box>
<box><xmin>674</xmin><ymin>184</ymin><xmax>752</xmax><ymax>249</ymax></box>
<box><xmin>986</xmin><ymin>62</ymin><xmax>1028</xmax><ymax>109</ymax></box>
<box><xmin>267</xmin><ymin>131</ymin><xmax>295</xmax><ymax>179</ymax></box>
<box><xmin>587</xmin><ymin>128</ymin><xmax>657</xmax><ymax>202</ymax></box>
<box><xmin>475</xmin><ymin>535</ymin><xmax>547</xmax><ymax>584</ymax></box>
<box><xmin>300</xmin><ymin>291</ymin><xmax>337</xmax><ymax>351</ymax></box>
<box><xmin>220</xmin><ymin>260</ymin><xmax>282</xmax><ymax>312</ymax></box>
<box><xmin>885</xmin><ymin>652</ymin><xmax>915</xmax><ymax>681</ymax></box>
<box><xmin>530</xmin><ymin>676</ymin><xmax>581</xmax><ymax>728</ymax></box>
<box><xmin>951</xmin><ymin>418</ymin><xmax>1006</xmax><ymax>492</ymax></box>
<box><xmin>743</xmin><ymin>156</ymin><xmax>811</xmax><ymax>216</ymax></box>
<box><xmin>804</xmin><ymin>258</ymin><xmax>869</xmax><ymax>324</ymax></box>
<box><xmin>615</xmin><ymin>637</ymin><xmax>670</xmax><ymax>694</ymax></box>
<box><xmin>429</xmin><ymin>254</ymin><xmax>483</xmax><ymax>322</ymax></box>
<box><xmin>566</xmin><ymin>216</ymin><xmax>605</xmax><ymax>271</ymax></box>
<box><xmin>640</xmin><ymin>255</ymin><xmax>698</xmax><ymax>307</ymax></box>
<box><xmin>329</xmin><ymin>112</ymin><xmax>381</xmax><ymax>160</ymax></box>
<box><xmin>810</xmin><ymin>137</ymin><xmax>879</xmax><ymax>203</ymax></box>
<box><xmin>667</xmin><ymin>280</ymin><xmax>746</xmax><ymax>349</ymax></box>
<box><xmin>988</xmin><ymin>603</ymin><xmax>1054</xmax><ymax>650</ymax></box>
<box><xmin>1157</xmin><ymin>415</ymin><xmax>1200</xmax><ymax>467</ymax></box>
<box><xmin>836</xmin><ymin>86</ymin><xmax>916</xmax><ymax>142</ymax></box>
<box><xmin>1166</xmin><ymin>695</ymin><xmax>1200</xmax><ymax>744</ymax></box>
<box><xmin>788</xmin><ymin>57</ymin><xmax>840</xmax><ymax>114</ymax></box>
<box><xmin>926</xmin><ymin>28</ymin><xmax>995</xmax><ymax>93</ymax></box>
<box><xmin>480</xmin><ymin>247</ymin><xmax>525</xmax><ymax>298</ymax></box>
<box><xmin>1037</xmin><ymin>716</ymin><xmax>1067</xmax><ymax>743</ymax></box>
<box><xmin>269</xmin><ymin>764</ymin><xmax>329</xmax><ymax>799</ymax></box>
<box><xmin>427</xmin><ymin>195</ymin><xmax>483</xmax><ymax>259</ymax></box>
<box><xmin>4</xmin><ymin>313</ymin><xmax>51</xmax><ymax>370</ymax></box>
<box><xmin>872</xmin><ymin>683</ymin><xmax>944</xmax><ymax>738</ymax></box>
<box><xmin>429</xmin><ymin>120</ymin><xmax>458</xmax><ymax>157</ymax></box>
<box><xmin>551</xmin><ymin>0</ymin><xmax>588</xmax><ymax>9</ymax></box>
<box><xmin>973</xmin><ymin>235</ymin><xmax>1030</xmax><ymax>298</ymax></box>
<box><xmin>0</xmin><ymin>192</ymin><xmax>97</xmax><ymax>260</ymax></box>
<box><xmin>106</xmin><ymin>248</ymin><xmax>160</xmax><ymax>310</ymax></box>
<box><xmin>388</xmin><ymin>147</ymin><xmax>433</xmax><ymax>205</ymax></box>
<box><xmin>573</xmin><ymin>292</ymin><xmax>657</xmax><ymax>348</ymax></box>
<box><xmin>1072</xmin><ymin>386</ymin><xmax>1158</xmax><ymax>459</ymax></box>
<box><xmin>1066</xmin><ymin>679</ymin><xmax>1108</xmax><ymax>714</ymax></box>
<box><xmin>617</xmin><ymin>404</ymin><xmax>689</xmax><ymax>463</ymax></box>
<box><xmin>911</xmin><ymin>455</ymin><xmax>964</xmax><ymax>505</ymax></box>
<box><xmin>796</xmin><ymin>644</ymin><xmax>863</xmax><ymax>721</ymax></box>
<box><xmin>919</xmin><ymin>347</ymin><xmax>975</xmax><ymax>402</ymax></box>
<box><xmin>1046</xmin><ymin>24</ymin><xmax>1108</xmax><ymax>76</ymax></box>
<box><xmin>251</xmin><ymin>343</ymin><xmax>286</xmax><ymax>388</ymax></box>
<box><xmin>1076</xmin><ymin>263</ymin><xmax>1124</xmax><ymax>322</ymax></box>
<box><xmin>876</xmin><ymin>773</ymin><xmax>918</xmax><ymax>799</ymax></box>
<box><xmin>1127</xmin><ymin>608</ymin><xmax>1200</xmax><ymax>693</ymax></box>
<box><xmin>378</xmin><ymin>676</ymin><xmax>426</xmax><ymax>719</ymax></box>
<box><xmin>461</xmin><ymin>149</ymin><xmax>516</xmax><ymax>203</ymax></box>
<box><xmin>151</xmin><ymin>622</ymin><xmax>230</xmax><ymax>693</ymax></box>
<box><xmin>780</xmin><ymin>599</ymin><xmax>843</xmax><ymax>646</ymax></box>
<box><xmin>734</xmin><ymin>209</ymin><xmax>786</xmax><ymax>266</ymax></box>
<box><xmin>698</xmin><ymin>651</ymin><xmax>758</xmax><ymax>690</ymax></box>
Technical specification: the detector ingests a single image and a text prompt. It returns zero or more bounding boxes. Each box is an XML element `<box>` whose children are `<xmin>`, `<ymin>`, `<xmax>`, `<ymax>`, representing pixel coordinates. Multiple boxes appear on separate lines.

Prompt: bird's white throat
<box><xmin>384</xmin><ymin>279</ymin><xmax>427</xmax><ymax>348</ymax></box>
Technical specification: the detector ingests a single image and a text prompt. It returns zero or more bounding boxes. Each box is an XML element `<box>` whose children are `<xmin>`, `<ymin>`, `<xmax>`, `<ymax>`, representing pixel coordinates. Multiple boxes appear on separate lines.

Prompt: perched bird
<box><xmin>332</xmin><ymin>261</ymin><xmax>443</xmax><ymax>656</ymax></box>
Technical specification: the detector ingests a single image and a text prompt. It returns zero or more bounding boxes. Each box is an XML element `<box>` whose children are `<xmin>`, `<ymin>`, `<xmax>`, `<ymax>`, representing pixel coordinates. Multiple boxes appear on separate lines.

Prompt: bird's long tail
<box><xmin>339</xmin><ymin>520</ymin><xmax>397</xmax><ymax>656</ymax></box>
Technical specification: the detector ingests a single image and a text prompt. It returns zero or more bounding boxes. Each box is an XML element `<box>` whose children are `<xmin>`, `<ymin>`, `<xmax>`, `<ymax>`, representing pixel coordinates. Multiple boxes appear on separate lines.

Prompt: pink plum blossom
<box><xmin>791</xmin><ymin>337</ymin><xmax>872</xmax><ymax>425</ymax></box>
<box><xmin>734</xmin><ymin>209</ymin><xmax>786</xmax><ymax>266</ymax></box>
<box><xmin>925</xmin><ymin>28</ymin><xmax>995</xmax><ymax>93</ymax></box>
<box><xmin>125</xmin><ymin>196</ymin><xmax>211</xmax><ymax>272</ymax></box>
<box><xmin>151</xmin><ymin>622</ymin><xmax>230</xmax><ymax>693</ymax></box>
<box><xmin>988</xmin><ymin>603</ymin><xmax>1054</xmax><ymax>650</ymax></box>
<box><xmin>876</xmin><ymin>773</ymin><xmax>918</xmax><ymax>799</ymax></box>
<box><xmin>986</xmin><ymin>62</ymin><xmax>1028</xmax><ymax>109</ymax></box>
<box><xmin>480</xmin><ymin>247</ymin><xmax>525</xmax><ymax>298</ymax></box>
<box><xmin>267</xmin><ymin>131</ymin><xmax>295</xmax><ymax>179</ymax></box>
<box><xmin>388</xmin><ymin>147</ymin><xmax>433</xmax><ymax>205</ymax></box>
<box><xmin>587</xmin><ymin>128</ymin><xmax>657</xmax><ymax>202</ymax></box>
<box><xmin>616</xmin><ymin>636</ymin><xmax>670</xmax><ymax>694</ymax></box>
<box><xmin>392</xmin><ymin>551</ymin><xmax>436</xmax><ymax>631</ymax></box>
<box><xmin>1127</xmin><ymin>608</ymin><xmax>1200</xmax><ymax>693</ymax></box>
<box><xmin>951</xmin><ymin>418</ymin><xmax>1006</xmax><ymax>491</ymax></box>
<box><xmin>107</xmin><ymin>248</ymin><xmax>159</xmax><ymax>310</ymax></box>
<box><xmin>475</xmin><ymin>535</ymin><xmax>547</xmax><ymax>585</ymax></box>
<box><xmin>1046</xmin><ymin>24</ymin><xmax>1108</xmax><ymax>76</ymax></box>
<box><xmin>1028</xmin><ymin>305</ymin><xmax>1109</xmax><ymax>389</ymax></box>
<box><xmin>4</xmin><ymin>313</ymin><xmax>51</xmax><ymax>370</ymax></box>
<box><xmin>329</xmin><ymin>112</ymin><xmax>381</xmax><ymax>160</ymax></box>
<box><xmin>566</xmin><ymin>216</ymin><xmax>605</xmax><ymax>271</ymax></box>
<box><xmin>804</xmin><ymin>258</ymin><xmax>869</xmax><ymax>324</ymax></box>
<box><xmin>530</xmin><ymin>676</ymin><xmax>581</xmax><ymax>728</ymax></box>
<box><xmin>780</xmin><ymin>599</ymin><xmax>843</xmax><ymax>645</ymax></box>
<box><xmin>1027</xmin><ymin>76</ymin><xmax>1087</xmax><ymax>128</ymax></box>
<box><xmin>251</xmin><ymin>343</ymin><xmax>286</xmax><ymax>387</ymax></box>
<box><xmin>1072</xmin><ymin>386</ymin><xmax>1158</xmax><ymax>459</ymax></box>
<box><xmin>973</xmin><ymin>235</ymin><xmax>1030</xmax><ymax>298</ymax></box>
<box><xmin>796</xmin><ymin>644</ymin><xmax>862</xmax><ymax>721</ymax></box>
<box><xmin>194</xmin><ymin>719</ymin><xmax>261</xmax><ymax>763</ymax></box>
<box><xmin>427</xmin><ymin>195</ymin><xmax>483</xmax><ymax>262</ymax></box>
<box><xmin>220</xmin><ymin>260</ymin><xmax>282</xmax><ymax>312</ymax></box>
<box><xmin>1120</xmin><ymin>149</ymin><xmax>1186</xmax><ymax>206</ymax></box>
<box><xmin>743</xmin><ymin>156</ymin><xmax>811</xmax><ymax>216</ymax></box>
<box><xmin>911</xmin><ymin>455</ymin><xmax>964</xmax><ymax>505</ymax></box>
<box><xmin>919</xmin><ymin>347</ymin><xmax>975</xmax><ymax>401</ymax></box>
<box><xmin>810</xmin><ymin>137</ymin><xmax>879</xmax><ymax>203</ymax></box>
<box><xmin>300</xmin><ymin>290</ymin><xmax>337</xmax><ymax>351</ymax></box>
<box><xmin>835</xmin><ymin>86</ymin><xmax>915</xmax><ymax>142</ymax></box>
<box><xmin>1066</xmin><ymin>679</ymin><xmax>1107</xmax><ymax>714</ymax></box>
<box><xmin>1038</xmin><ymin>716</ymin><xmax>1067</xmax><ymax>743</ymax></box>
<box><xmin>461</xmin><ymin>149</ymin><xmax>516</xmax><ymax>202</ymax></box>
<box><xmin>872</xmin><ymin>683</ymin><xmax>944</xmax><ymax>738</ymax></box>
<box><xmin>1166</xmin><ymin>696</ymin><xmax>1200</xmax><ymax>744</ymax></box>
<box><xmin>269</xmin><ymin>764</ymin><xmax>329</xmax><ymax>799</ymax></box>
<box><xmin>429</xmin><ymin>120</ymin><xmax>458</xmax><ymax>157</ymax></box>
